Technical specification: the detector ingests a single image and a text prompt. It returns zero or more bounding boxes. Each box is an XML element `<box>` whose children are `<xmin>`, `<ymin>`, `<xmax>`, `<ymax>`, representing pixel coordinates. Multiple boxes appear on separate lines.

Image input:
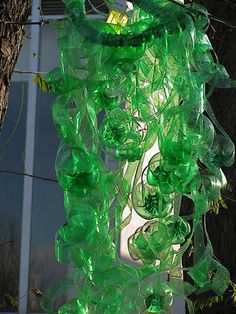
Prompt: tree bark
<box><xmin>182</xmin><ymin>1</ymin><xmax>236</xmax><ymax>313</ymax></box>
<box><xmin>0</xmin><ymin>0</ymin><xmax>31</xmax><ymax>130</ymax></box>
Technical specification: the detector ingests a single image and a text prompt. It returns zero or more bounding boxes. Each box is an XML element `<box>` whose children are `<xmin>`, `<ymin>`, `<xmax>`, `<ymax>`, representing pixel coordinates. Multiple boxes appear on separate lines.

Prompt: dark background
<box><xmin>182</xmin><ymin>1</ymin><xmax>236</xmax><ymax>313</ymax></box>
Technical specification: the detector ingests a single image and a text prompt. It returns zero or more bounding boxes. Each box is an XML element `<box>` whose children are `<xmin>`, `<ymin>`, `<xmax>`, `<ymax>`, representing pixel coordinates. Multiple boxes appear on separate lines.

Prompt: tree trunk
<box><xmin>182</xmin><ymin>1</ymin><xmax>236</xmax><ymax>313</ymax></box>
<box><xmin>0</xmin><ymin>0</ymin><xmax>31</xmax><ymax>130</ymax></box>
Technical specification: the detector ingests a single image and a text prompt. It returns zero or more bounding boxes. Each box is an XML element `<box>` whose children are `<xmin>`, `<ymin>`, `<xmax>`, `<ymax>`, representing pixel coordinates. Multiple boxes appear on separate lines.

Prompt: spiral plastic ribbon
<box><xmin>41</xmin><ymin>1</ymin><xmax>235</xmax><ymax>313</ymax></box>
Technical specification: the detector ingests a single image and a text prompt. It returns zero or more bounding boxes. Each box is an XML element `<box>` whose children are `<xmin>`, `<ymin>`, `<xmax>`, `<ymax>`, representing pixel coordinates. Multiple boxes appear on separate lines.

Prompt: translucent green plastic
<box><xmin>41</xmin><ymin>1</ymin><xmax>235</xmax><ymax>313</ymax></box>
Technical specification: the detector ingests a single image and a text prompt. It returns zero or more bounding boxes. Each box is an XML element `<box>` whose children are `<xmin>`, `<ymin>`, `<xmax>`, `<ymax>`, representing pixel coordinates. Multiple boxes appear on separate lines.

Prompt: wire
<box><xmin>0</xmin><ymin>169</ymin><xmax>57</xmax><ymax>183</ymax></box>
<box><xmin>1</xmin><ymin>74</ymin><xmax>25</xmax><ymax>147</ymax></box>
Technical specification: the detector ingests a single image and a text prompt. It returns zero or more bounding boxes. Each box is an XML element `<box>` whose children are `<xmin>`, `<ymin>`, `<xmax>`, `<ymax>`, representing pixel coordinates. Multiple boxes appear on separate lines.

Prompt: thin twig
<box><xmin>14</xmin><ymin>69</ymin><xmax>46</xmax><ymax>75</ymax></box>
<box><xmin>0</xmin><ymin>19</ymin><xmax>51</xmax><ymax>26</ymax></box>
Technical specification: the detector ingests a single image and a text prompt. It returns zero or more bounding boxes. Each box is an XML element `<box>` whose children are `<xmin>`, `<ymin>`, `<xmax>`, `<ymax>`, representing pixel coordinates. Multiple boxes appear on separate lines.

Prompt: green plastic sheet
<box><xmin>41</xmin><ymin>1</ymin><xmax>235</xmax><ymax>313</ymax></box>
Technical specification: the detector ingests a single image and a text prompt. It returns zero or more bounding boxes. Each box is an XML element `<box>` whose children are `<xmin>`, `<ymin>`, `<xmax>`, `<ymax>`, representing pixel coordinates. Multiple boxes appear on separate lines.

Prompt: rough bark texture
<box><xmin>0</xmin><ymin>0</ymin><xmax>31</xmax><ymax>130</ymax></box>
<box><xmin>182</xmin><ymin>1</ymin><xmax>236</xmax><ymax>313</ymax></box>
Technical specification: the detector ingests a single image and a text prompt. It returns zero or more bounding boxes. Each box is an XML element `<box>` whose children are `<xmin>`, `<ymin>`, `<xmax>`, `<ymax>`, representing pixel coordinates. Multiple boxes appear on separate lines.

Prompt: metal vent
<box><xmin>41</xmin><ymin>0</ymin><xmax>109</xmax><ymax>16</ymax></box>
<box><xmin>41</xmin><ymin>0</ymin><xmax>65</xmax><ymax>15</ymax></box>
